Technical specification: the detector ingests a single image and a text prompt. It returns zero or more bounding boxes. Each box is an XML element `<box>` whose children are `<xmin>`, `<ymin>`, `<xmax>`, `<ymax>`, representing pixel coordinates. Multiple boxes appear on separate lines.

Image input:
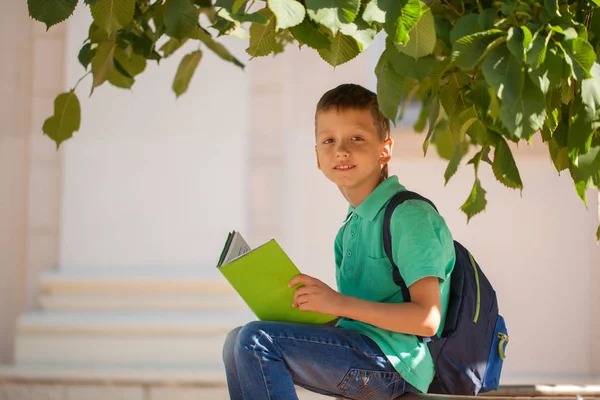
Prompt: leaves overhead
<box><xmin>30</xmin><ymin>0</ymin><xmax>600</xmax><ymax>238</ymax></box>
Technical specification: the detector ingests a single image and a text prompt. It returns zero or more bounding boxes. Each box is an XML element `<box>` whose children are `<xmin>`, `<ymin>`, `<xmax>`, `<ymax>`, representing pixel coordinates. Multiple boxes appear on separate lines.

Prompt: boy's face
<box><xmin>315</xmin><ymin>107</ymin><xmax>392</xmax><ymax>193</ymax></box>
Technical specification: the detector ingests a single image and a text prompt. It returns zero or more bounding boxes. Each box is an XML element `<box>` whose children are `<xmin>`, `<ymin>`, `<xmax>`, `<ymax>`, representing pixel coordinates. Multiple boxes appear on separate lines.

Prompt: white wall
<box><xmin>60</xmin><ymin>7</ymin><xmax>250</xmax><ymax>269</ymax></box>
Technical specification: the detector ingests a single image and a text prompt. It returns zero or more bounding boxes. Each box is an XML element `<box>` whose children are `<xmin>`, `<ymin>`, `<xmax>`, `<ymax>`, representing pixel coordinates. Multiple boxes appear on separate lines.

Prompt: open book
<box><xmin>216</xmin><ymin>231</ymin><xmax>337</xmax><ymax>325</ymax></box>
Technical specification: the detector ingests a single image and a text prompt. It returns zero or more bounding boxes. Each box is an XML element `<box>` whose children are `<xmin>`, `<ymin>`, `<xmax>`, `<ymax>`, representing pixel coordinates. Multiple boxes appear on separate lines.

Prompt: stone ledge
<box><xmin>0</xmin><ymin>366</ymin><xmax>226</xmax><ymax>386</ymax></box>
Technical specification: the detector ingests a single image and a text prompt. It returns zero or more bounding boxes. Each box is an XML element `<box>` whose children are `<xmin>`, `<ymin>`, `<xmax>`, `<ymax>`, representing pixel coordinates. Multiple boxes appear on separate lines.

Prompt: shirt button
<box><xmin>347</xmin><ymin>251</ymin><xmax>352</xmax><ymax>258</ymax></box>
<box><xmin>353</xmin><ymin>215</ymin><xmax>358</xmax><ymax>220</ymax></box>
<box><xmin>351</xmin><ymin>231</ymin><xmax>356</xmax><ymax>239</ymax></box>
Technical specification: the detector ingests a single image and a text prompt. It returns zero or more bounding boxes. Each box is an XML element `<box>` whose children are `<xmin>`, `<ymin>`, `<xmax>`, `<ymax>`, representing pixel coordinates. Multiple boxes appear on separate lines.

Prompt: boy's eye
<box><xmin>322</xmin><ymin>138</ymin><xmax>334</xmax><ymax>144</ymax></box>
<box><xmin>352</xmin><ymin>136</ymin><xmax>364</xmax><ymax>141</ymax></box>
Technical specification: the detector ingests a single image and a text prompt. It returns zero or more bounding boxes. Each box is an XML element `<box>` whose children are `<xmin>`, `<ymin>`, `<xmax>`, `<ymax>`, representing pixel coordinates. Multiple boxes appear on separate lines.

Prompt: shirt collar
<box><xmin>344</xmin><ymin>176</ymin><xmax>406</xmax><ymax>222</ymax></box>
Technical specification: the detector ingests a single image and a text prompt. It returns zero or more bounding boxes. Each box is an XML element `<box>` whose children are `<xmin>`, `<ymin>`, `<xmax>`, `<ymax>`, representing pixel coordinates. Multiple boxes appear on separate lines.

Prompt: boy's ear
<box><xmin>315</xmin><ymin>146</ymin><xmax>321</xmax><ymax>170</ymax></box>
<box><xmin>380</xmin><ymin>138</ymin><xmax>393</xmax><ymax>163</ymax></box>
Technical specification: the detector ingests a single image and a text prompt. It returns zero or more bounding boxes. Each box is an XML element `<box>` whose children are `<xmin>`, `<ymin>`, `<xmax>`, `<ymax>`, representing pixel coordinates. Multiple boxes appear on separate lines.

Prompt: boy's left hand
<box><xmin>289</xmin><ymin>274</ymin><xmax>343</xmax><ymax>316</ymax></box>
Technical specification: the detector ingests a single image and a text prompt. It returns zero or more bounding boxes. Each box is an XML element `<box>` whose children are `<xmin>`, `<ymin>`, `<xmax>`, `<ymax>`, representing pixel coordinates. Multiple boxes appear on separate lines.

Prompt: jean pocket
<box><xmin>337</xmin><ymin>368</ymin><xmax>404</xmax><ymax>400</ymax></box>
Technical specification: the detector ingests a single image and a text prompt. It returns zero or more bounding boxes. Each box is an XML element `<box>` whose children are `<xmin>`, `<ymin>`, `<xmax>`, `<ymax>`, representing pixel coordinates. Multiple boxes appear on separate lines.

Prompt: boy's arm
<box><xmin>336</xmin><ymin>276</ymin><xmax>442</xmax><ymax>337</ymax></box>
<box><xmin>290</xmin><ymin>274</ymin><xmax>441</xmax><ymax>337</ymax></box>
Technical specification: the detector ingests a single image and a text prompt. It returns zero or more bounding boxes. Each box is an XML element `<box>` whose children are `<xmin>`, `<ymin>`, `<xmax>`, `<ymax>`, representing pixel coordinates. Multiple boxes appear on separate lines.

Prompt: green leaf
<box><xmin>461</xmin><ymin>178</ymin><xmax>487</xmax><ymax>222</ymax></box>
<box><xmin>529</xmin><ymin>67</ymin><xmax>551</xmax><ymax>94</ymax></box>
<box><xmin>213</xmin><ymin>9</ymin><xmax>249</xmax><ymax>38</ymax></box>
<box><xmin>467</xmin><ymin>117</ymin><xmax>488</xmax><ymax>144</ymax></box>
<box><xmin>113</xmin><ymin>47</ymin><xmax>146</xmax><ymax>78</ymax></box>
<box><xmin>290</xmin><ymin>18</ymin><xmax>331</xmax><ymax>50</ymax></box>
<box><xmin>492</xmin><ymin>137</ymin><xmax>523</xmax><ymax>189</ymax></box>
<box><xmin>267</xmin><ymin>0</ymin><xmax>305</xmax><ymax>30</ymax></box>
<box><xmin>544</xmin><ymin>0</ymin><xmax>561</xmax><ymax>18</ymax></box>
<box><xmin>192</xmin><ymin>28</ymin><xmax>244</xmax><ymax>68</ymax></box>
<box><xmin>91</xmin><ymin>36</ymin><xmax>117</xmax><ymax>93</ymax></box>
<box><xmin>375</xmin><ymin>50</ymin><xmax>405</xmax><ymax>121</ymax></box>
<box><xmin>499</xmin><ymin>74</ymin><xmax>546</xmax><ymax>140</ymax></box>
<box><xmin>549</xmin><ymin>137</ymin><xmax>570</xmax><ymax>172</ymax></box>
<box><xmin>440</xmin><ymin>70</ymin><xmax>470</xmax><ymax>117</ymax></box>
<box><xmin>318</xmin><ymin>32</ymin><xmax>360</xmax><ymax>67</ymax></box>
<box><xmin>525</xmin><ymin>29</ymin><xmax>552</xmax><ymax>68</ymax></box>
<box><xmin>423</xmin><ymin>95</ymin><xmax>440</xmax><ymax>155</ymax></box>
<box><xmin>160</xmin><ymin>38</ymin><xmax>189</xmax><ymax>57</ymax></box>
<box><xmin>164</xmin><ymin>0</ymin><xmax>200</xmax><ymax>40</ymax></box>
<box><xmin>306</xmin><ymin>0</ymin><xmax>360</xmax><ymax>35</ymax></box>
<box><xmin>530</xmin><ymin>46</ymin><xmax>569</xmax><ymax>94</ymax></box>
<box><xmin>233</xmin><ymin>0</ymin><xmax>247</xmax><ymax>14</ymax></box>
<box><xmin>90</xmin><ymin>0</ymin><xmax>135</xmax><ymax>34</ymax></box>
<box><xmin>78</xmin><ymin>43</ymin><xmax>93</xmax><ymax>69</ymax></box>
<box><xmin>340</xmin><ymin>18</ymin><xmax>377</xmax><ymax>51</ymax></box>
<box><xmin>581</xmin><ymin>63</ymin><xmax>600</xmax><ymax>114</ymax></box>
<box><xmin>478</xmin><ymin>9</ymin><xmax>497</xmax><ymax>30</ymax></box>
<box><xmin>482</xmin><ymin>44</ymin><xmax>523</xmax><ymax>102</ymax></box>
<box><xmin>450</xmin><ymin>14</ymin><xmax>481</xmax><ymax>44</ymax></box>
<box><xmin>379</xmin><ymin>0</ymin><xmax>421</xmax><ymax>45</ymax></box>
<box><xmin>388</xmin><ymin>47</ymin><xmax>435</xmax><ymax>80</ymax></box>
<box><xmin>239</xmin><ymin>11</ymin><xmax>269</xmax><ymax>24</ymax></box>
<box><xmin>444</xmin><ymin>144</ymin><xmax>464</xmax><ymax>184</ymax></box>
<box><xmin>592</xmin><ymin>12</ymin><xmax>600</xmax><ymax>40</ymax></box>
<box><xmin>173</xmin><ymin>50</ymin><xmax>203</xmax><ymax>97</ymax></box>
<box><xmin>108</xmin><ymin>69</ymin><xmax>134</xmax><ymax>89</ymax></box>
<box><xmin>396</xmin><ymin>6</ymin><xmax>436</xmax><ymax>59</ymax></box>
<box><xmin>434</xmin><ymin>15</ymin><xmax>452</xmax><ymax>49</ymax></box>
<box><xmin>42</xmin><ymin>91</ymin><xmax>81</xmax><ymax>148</ymax></box>
<box><xmin>363</xmin><ymin>0</ymin><xmax>385</xmax><ymax>24</ymax></box>
<box><xmin>570</xmin><ymin>144</ymin><xmax>600</xmax><ymax>203</ymax></box>
<box><xmin>507</xmin><ymin>26</ymin><xmax>532</xmax><ymax>61</ymax></box>
<box><xmin>247</xmin><ymin>9</ymin><xmax>282</xmax><ymax>57</ymax></box>
<box><xmin>568</xmin><ymin>104</ymin><xmax>596</xmax><ymax>160</ymax></box>
<box><xmin>28</xmin><ymin>0</ymin><xmax>77</xmax><ymax>30</ymax></box>
<box><xmin>562</xmin><ymin>38</ymin><xmax>596</xmax><ymax>80</ymax></box>
<box><xmin>452</xmin><ymin>30</ymin><xmax>504</xmax><ymax>70</ymax></box>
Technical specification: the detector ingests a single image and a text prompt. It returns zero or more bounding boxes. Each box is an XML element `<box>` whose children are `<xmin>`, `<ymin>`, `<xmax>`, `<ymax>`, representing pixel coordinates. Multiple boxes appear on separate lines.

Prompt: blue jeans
<box><xmin>222</xmin><ymin>320</ymin><xmax>411</xmax><ymax>400</ymax></box>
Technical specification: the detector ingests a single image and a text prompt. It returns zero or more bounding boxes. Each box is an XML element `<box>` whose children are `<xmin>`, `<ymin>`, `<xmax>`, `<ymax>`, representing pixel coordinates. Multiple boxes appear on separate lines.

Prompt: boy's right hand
<box><xmin>289</xmin><ymin>274</ymin><xmax>343</xmax><ymax>316</ymax></box>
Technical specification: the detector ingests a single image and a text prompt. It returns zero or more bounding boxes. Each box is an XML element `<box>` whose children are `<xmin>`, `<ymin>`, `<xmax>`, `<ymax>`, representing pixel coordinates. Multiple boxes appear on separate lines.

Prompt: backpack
<box><xmin>383</xmin><ymin>191</ymin><xmax>509</xmax><ymax>395</ymax></box>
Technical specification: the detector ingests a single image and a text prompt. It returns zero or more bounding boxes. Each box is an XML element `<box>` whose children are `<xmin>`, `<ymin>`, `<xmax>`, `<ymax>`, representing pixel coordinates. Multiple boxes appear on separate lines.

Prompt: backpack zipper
<box><xmin>468</xmin><ymin>252</ymin><xmax>481</xmax><ymax>323</ymax></box>
<box><xmin>498</xmin><ymin>333</ymin><xmax>509</xmax><ymax>359</ymax></box>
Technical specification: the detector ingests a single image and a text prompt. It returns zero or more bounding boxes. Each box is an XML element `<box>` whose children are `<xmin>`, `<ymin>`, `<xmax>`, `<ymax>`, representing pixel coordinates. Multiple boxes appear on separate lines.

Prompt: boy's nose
<box><xmin>335</xmin><ymin>143</ymin><xmax>349</xmax><ymax>157</ymax></box>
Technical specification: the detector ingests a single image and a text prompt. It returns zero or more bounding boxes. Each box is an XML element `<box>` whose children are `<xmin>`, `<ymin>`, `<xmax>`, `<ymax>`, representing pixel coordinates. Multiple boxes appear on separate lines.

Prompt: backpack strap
<box><xmin>383</xmin><ymin>190</ymin><xmax>439</xmax><ymax>342</ymax></box>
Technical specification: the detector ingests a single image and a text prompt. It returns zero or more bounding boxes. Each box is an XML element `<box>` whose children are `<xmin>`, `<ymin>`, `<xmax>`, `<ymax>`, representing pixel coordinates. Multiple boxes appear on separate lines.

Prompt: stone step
<box><xmin>14</xmin><ymin>311</ymin><xmax>254</xmax><ymax>367</ymax></box>
<box><xmin>40</xmin><ymin>294</ymin><xmax>246</xmax><ymax>312</ymax></box>
<box><xmin>40</xmin><ymin>267</ymin><xmax>232</xmax><ymax>295</ymax></box>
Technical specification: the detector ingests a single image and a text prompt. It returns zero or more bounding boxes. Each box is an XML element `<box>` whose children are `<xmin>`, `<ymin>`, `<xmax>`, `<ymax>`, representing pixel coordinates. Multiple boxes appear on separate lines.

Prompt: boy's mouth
<box><xmin>334</xmin><ymin>164</ymin><xmax>356</xmax><ymax>170</ymax></box>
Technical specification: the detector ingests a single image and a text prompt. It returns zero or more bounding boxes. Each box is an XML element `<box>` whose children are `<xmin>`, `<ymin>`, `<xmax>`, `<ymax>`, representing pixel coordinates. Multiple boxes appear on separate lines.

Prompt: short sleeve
<box><xmin>389</xmin><ymin>200</ymin><xmax>454</xmax><ymax>288</ymax></box>
<box><xmin>334</xmin><ymin>226</ymin><xmax>344</xmax><ymax>268</ymax></box>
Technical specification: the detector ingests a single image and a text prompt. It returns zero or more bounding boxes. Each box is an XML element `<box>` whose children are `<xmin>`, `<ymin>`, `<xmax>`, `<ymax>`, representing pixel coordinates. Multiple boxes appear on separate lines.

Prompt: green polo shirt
<box><xmin>334</xmin><ymin>175</ymin><xmax>455</xmax><ymax>393</ymax></box>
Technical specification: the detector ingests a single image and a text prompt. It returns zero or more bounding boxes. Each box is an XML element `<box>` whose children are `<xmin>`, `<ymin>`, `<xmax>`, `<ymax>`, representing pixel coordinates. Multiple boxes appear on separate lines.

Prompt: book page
<box><xmin>222</xmin><ymin>231</ymin><xmax>251</xmax><ymax>265</ymax></box>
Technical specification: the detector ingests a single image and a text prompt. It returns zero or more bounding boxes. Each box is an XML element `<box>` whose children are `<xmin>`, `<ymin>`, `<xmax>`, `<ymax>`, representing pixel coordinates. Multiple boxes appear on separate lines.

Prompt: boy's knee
<box><xmin>235</xmin><ymin>321</ymin><xmax>275</xmax><ymax>352</ymax></box>
<box><xmin>222</xmin><ymin>326</ymin><xmax>242</xmax><ymax>363</ymax></box>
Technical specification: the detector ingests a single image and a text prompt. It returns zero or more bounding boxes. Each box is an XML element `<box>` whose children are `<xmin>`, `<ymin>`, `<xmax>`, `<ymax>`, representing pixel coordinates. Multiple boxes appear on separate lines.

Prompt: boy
<box><xmin>222</xmin><ymin>83</ymin><xmax>455</xmax><ymax>400</ymax></box>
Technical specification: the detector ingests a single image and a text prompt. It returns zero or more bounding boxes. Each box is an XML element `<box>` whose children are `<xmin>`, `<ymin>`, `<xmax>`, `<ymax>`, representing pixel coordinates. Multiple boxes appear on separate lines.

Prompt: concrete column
<box><xmin>246</xmin><ymin>55</ymin><xmax>288</xmax><ymax>245</ymax></box>
<box><xmin>26</xmin><ymin>14</ymin><xmax>67</xmax><ymax>312</ymax></box>
<box><xmin>0</xmin><ymin>1</ymin><xmax>66</xmax><ymax>363</ymax></box>
<box><xmin>0</xmin><ymin>0</ymin><xmax>35</xmax><ymax>363</ymax></box>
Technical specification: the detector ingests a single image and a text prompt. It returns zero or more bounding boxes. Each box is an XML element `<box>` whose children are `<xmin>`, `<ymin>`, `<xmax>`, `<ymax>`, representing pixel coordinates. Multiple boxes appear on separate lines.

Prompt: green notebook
<box><xmin>216</xmin><ymin>231</ymin><xmax>337</xmax><ymax>325</ymax></box>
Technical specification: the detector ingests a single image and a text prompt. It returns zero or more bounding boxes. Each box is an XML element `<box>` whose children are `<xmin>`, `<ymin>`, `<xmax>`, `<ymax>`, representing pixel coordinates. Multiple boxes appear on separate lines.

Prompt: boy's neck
<box><xmin>339</xmin><ymin>176</ymin><xmax>383</xmax><ymax>208</ymax></box>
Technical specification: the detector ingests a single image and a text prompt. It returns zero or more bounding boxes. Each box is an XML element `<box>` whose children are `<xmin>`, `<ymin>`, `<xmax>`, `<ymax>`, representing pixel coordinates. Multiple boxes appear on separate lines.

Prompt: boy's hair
<box><xmin>315</xmin><ymin>84</ymin><xmax>391</xmax><ymax>179</ymax></box>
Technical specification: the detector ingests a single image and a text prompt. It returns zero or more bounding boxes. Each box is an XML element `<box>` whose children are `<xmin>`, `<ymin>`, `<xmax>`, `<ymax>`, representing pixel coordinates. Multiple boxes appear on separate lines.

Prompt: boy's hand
<box><xmin>289</xmin><ymin>274</ymin><xmax>343</xmax><ymax>316</ymax></box>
